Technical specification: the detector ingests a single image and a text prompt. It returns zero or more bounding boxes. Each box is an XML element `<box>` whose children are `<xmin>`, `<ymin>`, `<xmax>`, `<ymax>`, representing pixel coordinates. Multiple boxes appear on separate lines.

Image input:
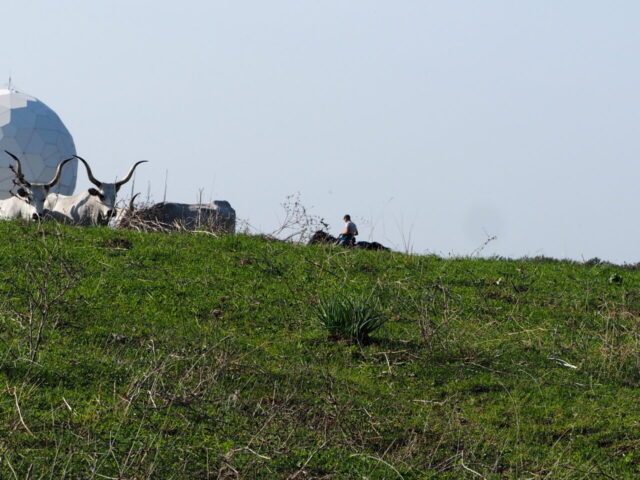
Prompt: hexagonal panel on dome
<box><xmin>0</xmin><ymin>155</ymin><xmax>11</xmax><ymax>169</ymax></box>
<box><xmin>2</xmin><ymin>124</ymin><xmax>17</xmax><ymax>137</ymax></box>
<box><xmin>11</xmin><ymin>108</ymin><xmax>37</xmax><ymax>129</ymax></box>
<box><xmin>2</xmin><ymin>137</ymin><xmax>21</xmax><ymax>155</ymax></box>
<box><xmin>41</xmin><ymin>144</ymin><xmax>59</xmax><ymax>158</ymax></box>
<box><xmin>23</xmin><ymin>153</ymin><xmax>42</xmax><ymax>178</ymax></box>
<box><xmin>0</xmin><ymin>89</ymin><xmax>77</xmax><ymax>198</ymax></box>
<box><xmin>39</xmin><ymin>129</ymin><xmax>59</xmax><ymax>145</ymax></box>
<box><xmin>15</xmin><ymin>127</ymin><xmax>35</xmax><ymax>146</ymax></box>
<box><xmin>0</xmin><ymin>172</ymin><xmax>13</xmax><ymax>183</ymax></box>
<box><xmin>39</xmin><ymin>165</ymin><xmax>58</xmax><ymax>182</ymax></box>
<box><xmin>26</xmin><ymin>134</ymin><xmax>45</xmax><ymax>154</ymax></box>
<box><xmin>35</xmin><ymin>114</ymin><xmax>58</xmax><ymax>130</ymax></box>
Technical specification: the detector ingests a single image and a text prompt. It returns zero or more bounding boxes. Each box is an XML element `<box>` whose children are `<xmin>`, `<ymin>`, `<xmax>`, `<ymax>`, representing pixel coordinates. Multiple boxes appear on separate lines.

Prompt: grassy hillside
<box><xmin>0</xmin><ymin>221</ymin><xmax>638</xmax><ymax>479</ymax></box>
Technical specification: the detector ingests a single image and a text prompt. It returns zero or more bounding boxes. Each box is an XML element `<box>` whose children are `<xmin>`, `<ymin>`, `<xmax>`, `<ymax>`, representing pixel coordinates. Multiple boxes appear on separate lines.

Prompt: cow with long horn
<box><xmin>45</xmin><ymin>156</ymin><xmax>148</xmax><ymax>226</ymax></box>
<box><xmin>0</xmin><ymin>151</ymin><xmax>73</xmax><ymax>220</ymax></box>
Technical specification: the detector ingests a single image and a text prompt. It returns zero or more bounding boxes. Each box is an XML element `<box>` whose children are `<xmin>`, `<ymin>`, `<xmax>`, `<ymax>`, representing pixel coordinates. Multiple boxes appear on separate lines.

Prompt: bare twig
<box><xmin>548</xmin><ymin>357</ymin><xmax>578</xmax><ymax>369</ymax></box>
<box><xmin>288</xmin><ymin>442</ymin><xmax>327</xmax><ymax>479</ymax></box>
<box><xmin>350</xmin><ymin>453</ymin><xmax>405</xmax><ymax>480</ymax></box>
<box><xmin>12</xmin><ymin>386</ymin><xmax>34</xmax><ymax>437</ymax></box>
<box><xmin>470</xmin><ymin>233</ymin><xmax>497</xmax><ymax>257</ymax></box>
<box><xmin>271</xmin><ymin>192</ymin><xmax>327</xmax><ymax>244</ymax></box>
<box><xmin>460</xmin><ymin>451</ymin><xmax>486</xmax><ymax>479</ymax></box>
<box><xmin>3</xmin><ymin>452</ymin><xmax>19</xmax><ymax>480</ymax></box>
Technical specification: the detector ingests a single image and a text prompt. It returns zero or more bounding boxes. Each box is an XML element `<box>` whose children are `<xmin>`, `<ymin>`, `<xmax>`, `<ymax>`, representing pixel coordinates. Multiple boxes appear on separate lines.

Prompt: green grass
<box><xmin>0</xmin><ymin>221</ymin><xmax>638</xmax><ymax>478</ymax></box>
<box><xmin>314</xmin><ymin>292</ymin><xmax>386</xmax><ymax>342</ymax></box>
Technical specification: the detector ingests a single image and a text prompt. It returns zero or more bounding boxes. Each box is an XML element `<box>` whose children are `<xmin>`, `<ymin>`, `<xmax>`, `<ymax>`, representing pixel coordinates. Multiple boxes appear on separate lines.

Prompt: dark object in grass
<box><xmin>609</xmin><ymin>273</ymin><xmax>623</xmax><ymax>284</ymax></box>
<box><xmin>308</xmin><ymin>230</ymin><xmax>390</xmax><ymax>251</ymax></box>
<box><xmin>356</xmin><ymin>240</ymin><xmax>390</xmax><ymax>251</ymax></box>
<box><xmin>104</xmin><ymin>237</ymin><xmax>133</xmax><ymax>250</ymax></box>
<box><xmin>314</xmin><ymin>293</ymin><xmax>387</xmax><ymax>343</ymax></box>
<box><xmin>308</xmin><ymin>230</ymin><xmax>335</xmax><ymax>245</ymax></box>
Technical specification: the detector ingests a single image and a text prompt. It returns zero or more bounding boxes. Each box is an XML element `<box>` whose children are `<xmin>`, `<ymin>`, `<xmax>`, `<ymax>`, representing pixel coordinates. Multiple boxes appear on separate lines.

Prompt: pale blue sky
<box><xmin>3</xmin><ymin>1</ymin><xmax>639</xmax><ymax>262</ymax></box>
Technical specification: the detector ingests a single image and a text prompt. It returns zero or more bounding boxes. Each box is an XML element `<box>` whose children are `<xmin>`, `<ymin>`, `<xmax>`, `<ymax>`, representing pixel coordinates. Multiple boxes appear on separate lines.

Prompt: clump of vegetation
<box><xmin>315</xmin><ymin>292</ymin><xmax>386</xmax><ymax>342</ymax></box>
<box><xmin>0</xmin><ymin>224</ymin><xmax>83</xmax><ymax>362</ymax></box>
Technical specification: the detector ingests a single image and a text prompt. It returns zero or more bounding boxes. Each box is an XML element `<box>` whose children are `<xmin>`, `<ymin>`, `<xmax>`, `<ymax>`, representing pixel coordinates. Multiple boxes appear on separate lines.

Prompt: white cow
<box><xmin>45</xmin><ymin>156</ymin><xmax>147</xmax><ymax>226</ymax></box>
<box><xmin>0</xmin><ymin>151</ymin><xmax>72</xmax><ymax>220</ymax></box>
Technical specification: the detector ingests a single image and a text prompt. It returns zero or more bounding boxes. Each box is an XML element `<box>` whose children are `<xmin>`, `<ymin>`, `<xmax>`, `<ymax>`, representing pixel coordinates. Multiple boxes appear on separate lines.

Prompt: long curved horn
<box><xmin>5</xmin><ymin>150</ymin><xmax>30</xmax><ymax>187</ymax></box>
<box><xmin>74</xmin><ymin>155</ymin><xmax>101</xmax><ymax>187</ymax></box>
<box><xmin>115</xmin><ymin>161</ymin><xmax>148</xmax><ymax>190</ymax></box>
<box><xmin>45</xmin><ymin>157</ymin><xmax>75</xmax><ymax>188</ymax></box>
<box><xmin>129</xmin><ymin>192</ymin><xmax>141</xmax><ymax>210</ymax></box>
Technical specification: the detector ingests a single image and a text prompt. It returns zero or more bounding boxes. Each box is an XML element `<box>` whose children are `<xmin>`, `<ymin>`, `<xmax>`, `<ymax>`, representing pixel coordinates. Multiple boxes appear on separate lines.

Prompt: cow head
<box><xmin>8</xmin><ymin>185</ymin><xmax>38</xmax><ymax>220</ymax></box>
<box><xmin>5</xmin><ymin>150</ymin><xmax>73</xmax><ymax>220</ymax></box>
<box><xmin>75</xmin><ymin>156</ymin><xmax>147</xmax><ymax>224</ymax></box>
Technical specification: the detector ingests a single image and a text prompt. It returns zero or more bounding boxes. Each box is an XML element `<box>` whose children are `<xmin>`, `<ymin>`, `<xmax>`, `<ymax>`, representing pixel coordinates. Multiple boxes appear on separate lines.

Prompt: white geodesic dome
<box><xmin>0</xmin><ymin>89</ymin><xmax>77</xmax><ymax>199</ymax></box>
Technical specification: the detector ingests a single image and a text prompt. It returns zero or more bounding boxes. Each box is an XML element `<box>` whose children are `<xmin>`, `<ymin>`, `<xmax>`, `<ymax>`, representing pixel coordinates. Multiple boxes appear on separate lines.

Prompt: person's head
<box><xmin>343</xmin><ymin>214</ymin><xmax>351</xmax><ymax>222</ymax></box>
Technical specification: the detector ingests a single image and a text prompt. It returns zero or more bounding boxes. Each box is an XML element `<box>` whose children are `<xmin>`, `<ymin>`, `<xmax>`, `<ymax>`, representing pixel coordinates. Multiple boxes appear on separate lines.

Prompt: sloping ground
<box><xmin>0</xmin><ymin>221</ymin><xmax>638</xmax><ymax>479</ymax></box>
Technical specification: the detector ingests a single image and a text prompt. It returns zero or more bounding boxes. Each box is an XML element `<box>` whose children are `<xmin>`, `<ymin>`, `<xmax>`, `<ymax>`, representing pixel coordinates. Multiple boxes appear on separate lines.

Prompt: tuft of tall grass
<box><xmin>314</xmin><ymin>292</ymin><xmax>387</xmax><ymax>342</ymax></box>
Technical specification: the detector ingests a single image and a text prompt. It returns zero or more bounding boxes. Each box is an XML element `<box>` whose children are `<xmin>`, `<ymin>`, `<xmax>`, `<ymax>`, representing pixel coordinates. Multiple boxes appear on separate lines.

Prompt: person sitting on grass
<box><xmin>337</xmin><ymin>214</ymin><xmax>358</xmax><ymax>247</ymax></box>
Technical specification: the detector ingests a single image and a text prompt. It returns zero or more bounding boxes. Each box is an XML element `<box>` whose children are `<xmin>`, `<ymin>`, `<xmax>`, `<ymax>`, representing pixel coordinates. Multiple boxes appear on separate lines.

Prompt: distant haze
<box><xmin>2</xmin><ymin>1</ymin><xmax>638</xmax><ymax>262</ymax></box>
